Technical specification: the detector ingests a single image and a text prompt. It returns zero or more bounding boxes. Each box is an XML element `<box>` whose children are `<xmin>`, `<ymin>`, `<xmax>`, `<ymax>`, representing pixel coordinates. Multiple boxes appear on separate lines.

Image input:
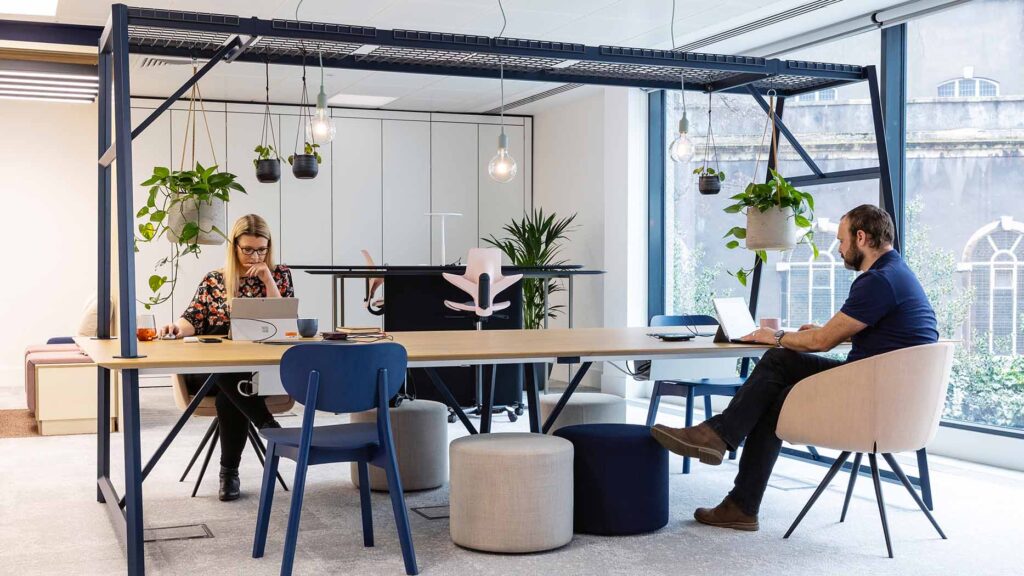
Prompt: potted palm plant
<box><xmin>483</xmin><ymin>208</ymin><xmax>577</xmax><ymax>330</ymax></box>
<box><xmin>136</xmin><ymin>162</ymin><xmax>246</xmax><ymax>307</ymax></box>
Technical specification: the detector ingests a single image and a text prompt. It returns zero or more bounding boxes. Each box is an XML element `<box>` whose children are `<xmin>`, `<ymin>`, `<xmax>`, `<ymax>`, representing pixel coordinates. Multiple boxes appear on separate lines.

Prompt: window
<box><xmin>777</xmin><ymin>219</ymin><xmax>858</xmax><ymax>326</ymax></box>
<box><xmin>960</xmin><ymin>217</ymin><xmax>1024</xmax><ymax>356</ymax></box>
<box><xmin>936</xmin><ymin>77</ymin><xmax>1000</xmax><ymax>98</ymax></box>
<box><xmin>907</xmin><ymin>0</ymin><xmax>1024</xmax><ymax>430</ymax></box>
<box><xmin>796</xmin><ymin>88</ymin><xmax>838</xmax><ymax>102</ymax></box>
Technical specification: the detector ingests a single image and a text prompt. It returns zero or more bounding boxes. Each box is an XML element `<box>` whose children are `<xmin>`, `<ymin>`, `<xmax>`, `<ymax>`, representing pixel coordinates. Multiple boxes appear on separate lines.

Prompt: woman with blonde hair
<box><xmin>160</xmin><ymin>214</ymin><xmax>293</xmax><ymax>501</ymax></box>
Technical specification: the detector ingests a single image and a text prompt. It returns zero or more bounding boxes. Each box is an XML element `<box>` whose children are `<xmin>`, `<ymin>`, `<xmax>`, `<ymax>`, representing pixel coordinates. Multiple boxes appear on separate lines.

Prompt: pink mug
<box><xmin>759</xmin><ymin>317</ymin><xmax>781</xmax><ymax>331</ymax></box>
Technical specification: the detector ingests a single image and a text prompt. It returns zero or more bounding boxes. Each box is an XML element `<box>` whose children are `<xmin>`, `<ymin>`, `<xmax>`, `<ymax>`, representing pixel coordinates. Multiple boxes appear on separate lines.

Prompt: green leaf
<box><xmin>756</xmin><ymin>250</ymin><xmax>768</xmax><ymax>264</ymax></box>
<box><xmin>812</xmin><ymin>243</ymin><xmax>820</xmax><ymax>260</ymax></box>
<box><xmin>718</xmin><ymin>171</ymin><xmax>726</xmax><ymax>181</ymax></box>
<box><xmin>136</xmin><ymin>206</ymin><xmax>149</xmax><ymax>218</ymax></box>
<box><xmin>725</xmin><ymin>240</ymin><xmax>740</xmax><ymax>249</ymax></box>
<box><xmin>138</xmin><ymin>222</ymin><xmax>155</xmax><ymax>241</ymax></box>
<box><xmin>149</xmin><ymin>210</ymin><xmax>166</xmax><ymax>223</ymax></box>
<box><xmin>153</xmin><ymin>166</ymin><xmax>170</xmax><ymax>178</ymax></box>
<box><xmin>180</xmin><ymin>222</ymin><xmax>199</xmax><ymax>242</ymax></box>
<box><xmin>736</xmin><ymin>269</ymin><xmax>748</xmax><ymax>286</ymax></box>
<box><xmin>724</xmin><ymin>204</ymin><xmax>744</xmax><ymax>214</ymax></box>
<box><xmin>148</xmin><ymin>275</ymin><xmax>166</xmax><ymax>293</ymax></box>
<box><xmin>794</xmin><ymin>214</ymin><xmax>812</xmax><ymax>228</ymax></box>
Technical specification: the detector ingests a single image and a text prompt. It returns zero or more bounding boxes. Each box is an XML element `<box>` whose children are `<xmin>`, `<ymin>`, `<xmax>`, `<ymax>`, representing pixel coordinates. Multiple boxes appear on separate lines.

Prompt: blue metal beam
<box><xmin>0</xmin><ymin>19</ymin><xmax>102</xmax><ymax>46</ymax></box>
<box><xmin>647</xmin><ymin>90</ymin><xmax>666</xmax><ymax>321</ymax></box>
<box><xmin>880</xmin><ymin>25</ymin><xmax>907</xmax><ymax>249</ymax></box>
<box><xmin>788</xmin><ymin>167</ymin><xmax>882</xmax><ymax>187</ymax></box>
<box><xmin>866</xmin><ymin>65</ymin><xmax>901</xmax><ymax>252</ymax></box>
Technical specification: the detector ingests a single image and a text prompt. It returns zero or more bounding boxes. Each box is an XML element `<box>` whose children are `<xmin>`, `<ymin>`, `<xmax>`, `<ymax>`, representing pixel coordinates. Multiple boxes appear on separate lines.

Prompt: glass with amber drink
<box><xmin>137</xmin><ymin>314</ymin><xmax>158</xmax><ymax>342</ymax></box>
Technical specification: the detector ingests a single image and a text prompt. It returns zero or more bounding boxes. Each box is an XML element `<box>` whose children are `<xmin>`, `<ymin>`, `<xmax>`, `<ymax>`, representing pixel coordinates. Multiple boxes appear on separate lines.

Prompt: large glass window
<box><xmin>906</xmin><ymin>0</ymin><xmax>1024</xmax><ymax>430</ymax></box>
<box><xmin>664</xmin><ymin>31</ymin><xmax>880</xmax><ymax>327</ymax></box>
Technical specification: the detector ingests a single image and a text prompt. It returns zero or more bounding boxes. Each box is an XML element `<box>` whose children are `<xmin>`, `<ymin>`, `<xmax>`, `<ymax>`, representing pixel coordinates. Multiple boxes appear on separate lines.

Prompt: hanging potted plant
<box><xmin>288</xmin><ymin>50</ymin><xmax>331</xmax><ymax>180</ymax></box>
<box><xmin>254</xmin><ymin>145</ymin><xmax>281</xmax><ymax>183</ymax></box>
<box><xmin>694</xmin><ymin>91</ymin><xmax>724</xmax><ymax>195</ymax></box>
<box><xmin>721</xmin><ymin>91</ymin><xmax>817</xmax><ymax>286</ymax></box>
<box><xmin>253</xmin><ymin>60</ymin><xmax>281</xmax><ymax>183</ymax></box>
<box><xmin>135</xmin><ymin>66</ymin><xmax>246</xmax><ymax>308</ymax></box>
<box><xmin>288</xmin><ymin>142</ymin><xmax>321</xmax><ymax>179</ymax></box>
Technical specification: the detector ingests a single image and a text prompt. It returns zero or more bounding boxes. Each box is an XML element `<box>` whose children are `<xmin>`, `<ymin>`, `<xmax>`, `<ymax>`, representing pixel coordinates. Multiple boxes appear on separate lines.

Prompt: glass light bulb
<box><xmin>488</xmin><ymin>132</ymin><xmax>517</xmax><ymax>183</ymax></box>
<box><xmin>669</xmin><ymin>114</ymin><xmax>693</xmax><ymax>163</ymax></box>
<box><xmin>307</xmin><ymin>106</ymin><xmax>336</xmax><ymax>143</ymax></box>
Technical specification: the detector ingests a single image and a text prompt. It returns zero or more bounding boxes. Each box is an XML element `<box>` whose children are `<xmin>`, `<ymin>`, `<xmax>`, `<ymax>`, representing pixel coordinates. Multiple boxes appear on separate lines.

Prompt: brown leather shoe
<box><xmin>694</xmin><ymin>497</ymin><xmax>759</xmax><ymax>531</ymax></box>
<box><xmin>650</xmin><ymin>423</ymin><xmax>728</xmax><ymax>465</ymax></box>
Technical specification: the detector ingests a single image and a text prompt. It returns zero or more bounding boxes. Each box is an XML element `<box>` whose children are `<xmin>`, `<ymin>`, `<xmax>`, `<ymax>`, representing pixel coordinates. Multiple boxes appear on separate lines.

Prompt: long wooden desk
<box><xmin>77</xmin><ymin>327</ymin><xmax>772</xmax><ymax>574</ymax></box>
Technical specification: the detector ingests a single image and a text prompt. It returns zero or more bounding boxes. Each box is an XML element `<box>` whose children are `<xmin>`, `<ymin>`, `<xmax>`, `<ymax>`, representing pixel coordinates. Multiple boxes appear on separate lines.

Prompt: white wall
<box><xmin>0</xmin><ymin>99</ymin><xmax>98</xmax><ymax>394</ymax></box>
<box><xmin>526</xmin><ymin>86</ymin><xmax>649</xmax><ymax>392</ymax></box>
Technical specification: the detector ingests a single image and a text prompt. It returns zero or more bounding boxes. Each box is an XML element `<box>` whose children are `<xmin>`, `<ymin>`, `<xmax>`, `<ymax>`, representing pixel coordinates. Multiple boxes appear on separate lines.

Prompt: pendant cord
<box><xmin>497</xmin><ymin>0</ymin><xmax>508</xmax><ymax>135</ymax></box>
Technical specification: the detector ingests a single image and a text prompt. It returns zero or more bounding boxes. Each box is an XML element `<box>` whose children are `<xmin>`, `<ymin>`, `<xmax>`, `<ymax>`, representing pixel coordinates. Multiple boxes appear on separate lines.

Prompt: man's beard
<box><xmin>842</xmin><ymin>244</ymin><xmax>864</xmax><ymax>271</ymax></box>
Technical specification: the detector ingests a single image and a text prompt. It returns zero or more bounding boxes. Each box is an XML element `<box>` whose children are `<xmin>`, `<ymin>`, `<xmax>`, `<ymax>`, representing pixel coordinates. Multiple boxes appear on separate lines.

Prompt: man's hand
<box><xmin>799</xmin><ymin>323</ymin><xmax>820</xmax><ymax>331</ymax></box>
<box><xmin>740</xmin><ymin>327</ymin><xmax>778</xmax><ymax>345</ymax></box>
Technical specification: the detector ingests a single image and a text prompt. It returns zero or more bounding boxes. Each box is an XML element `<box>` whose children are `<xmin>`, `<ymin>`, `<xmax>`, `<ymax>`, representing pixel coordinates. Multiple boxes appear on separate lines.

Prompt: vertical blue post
<box><xmin>110</xmin><ymin>4</ymin><xmax>145</xmax><ymax>575</ymax></box>
<box><xmin>96</xmin><ymin>45</ymin><xmax>112</xmax><ymax>504</ymax></box>
<box><xmin>866</xmin><ymin>65</ymin><xmax>901</xmax><ymax>253</ymax></box>
<box><xmin>880</xmin><ymin>25</ymin><xmax>907</xmax><ymax>252</ymax></box>
<box><xmin>647</xmin><ymin>89</ymin><xmax>665</xmax><ymax>321</ymax></box>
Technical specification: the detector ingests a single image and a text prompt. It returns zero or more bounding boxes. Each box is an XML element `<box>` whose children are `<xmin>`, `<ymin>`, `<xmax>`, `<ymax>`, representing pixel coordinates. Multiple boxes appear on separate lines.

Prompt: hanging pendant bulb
<box><xmin>669</xmin><ymin>113</ymin><xmax>693</xmax><ymax>163</ymax></box>
<box><xmin>488</xmin><ymin>132</ymin><xmax>517</xmax><ymax>183</ymax></box>
<box><xmin>306</xmin><ymin>51</ymin><xmax>336</xmax><ymax>144</ymax></box>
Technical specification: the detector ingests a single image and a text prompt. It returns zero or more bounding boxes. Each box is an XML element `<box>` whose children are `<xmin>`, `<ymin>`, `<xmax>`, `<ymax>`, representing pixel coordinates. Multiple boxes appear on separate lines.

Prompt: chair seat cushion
<box><xmin>262</xmin><ymin>422</ymin><xmax>379</xmax><ymax>452</ymax></box>
<box><xmin>554</xmin><ymin>423</ymin><xmax>668</xmax><ymax>535</ymax></box>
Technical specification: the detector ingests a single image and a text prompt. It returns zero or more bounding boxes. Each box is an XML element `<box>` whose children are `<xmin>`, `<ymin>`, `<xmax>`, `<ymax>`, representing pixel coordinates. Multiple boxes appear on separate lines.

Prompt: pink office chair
<box><xmin>361</xmin><ymin>249</ymin><xmax>385</xmax><ymax>316</ymax></box>
<box><xmin>442</xmin><ymin>248</ymin><xmax>522</xmax><ymax>318</ymax></box>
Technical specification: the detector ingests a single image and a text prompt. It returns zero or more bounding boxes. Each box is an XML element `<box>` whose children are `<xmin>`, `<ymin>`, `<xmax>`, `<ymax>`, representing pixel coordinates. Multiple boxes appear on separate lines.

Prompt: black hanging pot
<box><xmin>290</xmin><ymin>154</ymin><xmax>319</xmax><ymax>180</ymax></box>
<box><xmin>255</xmin><ymin>158</ymin><xmax>281</xmax><ymax>183</ymax></box>
<box><xmin>698</xmin><ymin>174</ymin><xmax>722</xmax><ymax>195</ymax></box>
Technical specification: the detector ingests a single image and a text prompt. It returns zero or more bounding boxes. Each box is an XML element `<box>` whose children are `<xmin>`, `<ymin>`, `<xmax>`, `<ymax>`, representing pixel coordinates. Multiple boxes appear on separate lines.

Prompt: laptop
<box><xmin>712</xmin><ymin>297</ymin><xmax>758</xmax><ymax>343</ymax></box>
<box><xmin>230</xmin><ymin>297</ymin><xmax>300</xmax><ymax>342</ymax></box>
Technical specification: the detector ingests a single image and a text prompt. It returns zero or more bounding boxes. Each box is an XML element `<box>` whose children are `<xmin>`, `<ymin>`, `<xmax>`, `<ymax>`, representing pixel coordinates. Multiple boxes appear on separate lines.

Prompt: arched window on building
<box><xmin>960</xmin><ymin>217</ymin><xmax>1024</xmax><ymax>355</ymax></box>
<box><xmin>776</xmin><ymin>218</ymin><xmax>858</xmax><ymax>327</ymax></box>
<box><xmin>937</xmin><ymin>76</ymin><xmax>1000</xmax><ymax>98</ymax></box>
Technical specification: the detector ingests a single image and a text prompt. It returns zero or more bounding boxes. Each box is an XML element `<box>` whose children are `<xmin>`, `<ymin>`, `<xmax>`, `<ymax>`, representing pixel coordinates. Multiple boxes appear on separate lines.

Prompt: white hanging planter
<box><xmin>746</xmin><ymin>206</ymin><xmax>799</xmax><ymax>251</ymax></box>
<box><xmin>166</xmin><ymin>195</ymin><xmax>226</xmax><ymax>246</ymax></box>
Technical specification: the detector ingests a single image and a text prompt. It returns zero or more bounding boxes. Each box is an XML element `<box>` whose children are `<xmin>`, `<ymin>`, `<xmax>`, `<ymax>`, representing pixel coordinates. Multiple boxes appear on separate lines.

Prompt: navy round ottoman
<box><xmin>554</xmin><ymin>423</ymin><xmax>668</xmax><ymax>535</ymax></box>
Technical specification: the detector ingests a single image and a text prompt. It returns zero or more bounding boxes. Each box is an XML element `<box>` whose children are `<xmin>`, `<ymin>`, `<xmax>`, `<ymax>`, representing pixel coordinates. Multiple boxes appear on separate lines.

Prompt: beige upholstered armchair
<box><xmin>776</xmin><ymin>342</ymin><xmax>954</xmax><ymax>558</ymax></box>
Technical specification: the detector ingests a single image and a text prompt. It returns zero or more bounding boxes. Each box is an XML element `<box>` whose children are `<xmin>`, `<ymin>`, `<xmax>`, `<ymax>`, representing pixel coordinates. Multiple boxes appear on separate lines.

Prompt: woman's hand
<box><xmin>159</xmin><ymin>323</ymin><xmax>181</xmax><ymax>339</ymax></box>
<box><xmin>244</xmin><ymin>262</ymin><xmax>274</xmax><ymax>283</ymax></box>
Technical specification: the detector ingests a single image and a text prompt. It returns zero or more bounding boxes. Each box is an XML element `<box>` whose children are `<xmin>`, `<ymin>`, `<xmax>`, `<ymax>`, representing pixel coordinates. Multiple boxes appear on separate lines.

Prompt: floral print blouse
<box><xmin>181</xmin><ymin>265</ymin><xmax>294</xmax><ymax>335</ymax></box>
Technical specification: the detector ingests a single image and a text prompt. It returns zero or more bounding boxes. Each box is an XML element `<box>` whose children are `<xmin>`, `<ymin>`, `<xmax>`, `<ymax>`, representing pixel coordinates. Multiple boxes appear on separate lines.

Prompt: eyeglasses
<box><xmin>237</xmin><ymin>246</ymin><xmax>269</xmax><ymax>257</ymax></box>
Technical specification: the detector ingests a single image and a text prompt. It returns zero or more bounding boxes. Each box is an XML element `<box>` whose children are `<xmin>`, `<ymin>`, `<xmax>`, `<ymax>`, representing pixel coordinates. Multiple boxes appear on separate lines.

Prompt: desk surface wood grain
<box><xmin>76</xmin><ymin>327</ymin><xmax>772</xmax><ymax>370</ymax></box>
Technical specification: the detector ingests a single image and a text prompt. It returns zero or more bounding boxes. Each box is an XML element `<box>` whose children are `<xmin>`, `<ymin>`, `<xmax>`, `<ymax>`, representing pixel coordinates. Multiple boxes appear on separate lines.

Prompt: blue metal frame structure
<box><xmin>94</xmin><ymin>5</ymin><xmax>895</xmax><ymax>574</ymax></box>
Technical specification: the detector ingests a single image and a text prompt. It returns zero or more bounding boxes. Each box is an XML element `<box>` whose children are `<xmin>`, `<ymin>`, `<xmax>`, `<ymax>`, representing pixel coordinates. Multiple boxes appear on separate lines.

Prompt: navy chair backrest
<box><xmin>280</xmin><ymin>343</ymin><xmax>408</xmax><ymax>414</ymax></box>
<box><xmin>650</xmin><ymin>314</ymin><xmax>718</xmax><ymax>328</ymax></box>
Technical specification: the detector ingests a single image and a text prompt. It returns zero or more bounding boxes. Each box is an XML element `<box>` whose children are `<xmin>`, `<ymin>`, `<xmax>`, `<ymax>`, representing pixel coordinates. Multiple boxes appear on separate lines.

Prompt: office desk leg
<box><xmin>97</xmin><ymin>366</ymin><xmax>111</xmax><ymax>503</ymax></box>
<box><xmin>526</xmin><ymin>364</ymin><xmax>543</xmax><ymax>433</ymax></box>
<box><xmin>541</xmin><ymin>362</ymin><xmax>592</xmax><ymax>434</ymax></box>
<box><xmin>423</xmin><ymin>368</ymin><xmax>477</xmax><ymax>434</ymax></box>
<box><xmin>121</xmin><ymin>369</ymin><xmax>146</xmax><ymax>575</ymax></box>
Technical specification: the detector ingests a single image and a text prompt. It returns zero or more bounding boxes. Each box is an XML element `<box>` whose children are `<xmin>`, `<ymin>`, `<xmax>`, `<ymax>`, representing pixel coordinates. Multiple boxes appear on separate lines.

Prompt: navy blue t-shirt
<box><xmin>839</xmin><ymin>250</ymin><xmax>938</xmax><ymax>362</ymax></box>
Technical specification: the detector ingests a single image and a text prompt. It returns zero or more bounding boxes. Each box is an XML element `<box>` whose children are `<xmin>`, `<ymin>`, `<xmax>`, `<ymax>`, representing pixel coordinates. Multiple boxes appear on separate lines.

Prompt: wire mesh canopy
<box><xmin>123</xmin><ymin>6</ymin><xmax>866</xmax><ymax>96</ymax></box>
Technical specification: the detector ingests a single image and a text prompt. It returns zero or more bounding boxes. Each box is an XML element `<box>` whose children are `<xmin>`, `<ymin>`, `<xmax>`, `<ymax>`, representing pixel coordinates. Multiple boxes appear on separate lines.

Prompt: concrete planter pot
<box><xmin>746</xmin><ymin>206</ymin><xmax>799</xmax><ymax>250</ymax></box>
<box><xmin>166</xmin><ymin>195</ymin><xmax>226</xmax><ymax>245</ymax></box>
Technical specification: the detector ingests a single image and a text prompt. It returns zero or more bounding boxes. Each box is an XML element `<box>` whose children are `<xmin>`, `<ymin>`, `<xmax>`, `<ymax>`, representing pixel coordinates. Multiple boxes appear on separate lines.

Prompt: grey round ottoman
<box><xmin>540</xmin><ymin>392</ymin><xmax>626</xmax><ymax>433</ymax></box>
<box><xmin>349</xmin><ymin>399</ymin><xmax>448</xmax><ymax>492</ymax></box>
<box><xmin>450</xmin><ymin>433</ymin><xmax>574</xmax><ymax>553</ymax></box>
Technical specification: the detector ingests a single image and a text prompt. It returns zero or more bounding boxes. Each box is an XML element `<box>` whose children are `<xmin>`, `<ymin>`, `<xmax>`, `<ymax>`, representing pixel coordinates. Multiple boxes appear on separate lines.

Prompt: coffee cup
<box><xmin>297</xmin><ymin>318</ymin><xmax>319</xmax><ymax>338</ymax></box>
<box><xmin>759</xmin><ymin>317</ymin><xmax>781</xmax><ymax>331</ymax></box>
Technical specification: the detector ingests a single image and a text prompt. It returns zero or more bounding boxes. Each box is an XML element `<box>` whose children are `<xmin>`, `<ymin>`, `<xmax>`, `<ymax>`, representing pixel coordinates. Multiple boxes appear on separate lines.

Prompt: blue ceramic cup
<box><xmin>296</xmin><ymin>318</ymin><xmax>318</xmax><ymax>338</ymax></box>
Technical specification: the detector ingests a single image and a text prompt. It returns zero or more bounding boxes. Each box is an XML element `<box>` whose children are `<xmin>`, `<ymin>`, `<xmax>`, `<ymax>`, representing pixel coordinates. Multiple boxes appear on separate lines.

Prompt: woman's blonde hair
<box><xmin>224</xmin><ymin>214</ymin><xmax>275</xmax><ymax>300</ymax></box>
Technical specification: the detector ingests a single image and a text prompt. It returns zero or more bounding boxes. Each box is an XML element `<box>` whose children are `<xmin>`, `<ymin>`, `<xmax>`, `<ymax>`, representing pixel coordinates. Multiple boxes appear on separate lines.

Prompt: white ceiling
<box><xmin>8</xmin><ymin>0</ymin><xmax>908</xmax><ymax>112</ymax></box>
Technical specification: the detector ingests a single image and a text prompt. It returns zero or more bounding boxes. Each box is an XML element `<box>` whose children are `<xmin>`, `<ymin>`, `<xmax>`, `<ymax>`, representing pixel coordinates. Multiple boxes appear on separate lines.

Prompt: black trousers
<box><xmin>704</xmin><ymin>348</ymin><xmax>844</xmax><ymax>516</ymax></box>
<box><xmin>185</xmin><ymin>372</ymin><xmax>274</xmax><ymax>469</ymax></box>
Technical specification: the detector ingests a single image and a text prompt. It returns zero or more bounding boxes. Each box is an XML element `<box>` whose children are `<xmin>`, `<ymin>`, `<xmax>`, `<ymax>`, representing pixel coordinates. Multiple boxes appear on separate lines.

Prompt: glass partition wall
<box><xmin>661</xmin><ymin>0</ymin><xmax>1024</xmax><ymax>433</ymax></box>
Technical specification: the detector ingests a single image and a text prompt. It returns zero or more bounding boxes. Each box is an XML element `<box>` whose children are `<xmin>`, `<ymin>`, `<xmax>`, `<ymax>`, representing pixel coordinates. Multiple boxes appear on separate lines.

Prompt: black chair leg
<box><xmin>192</xmin><ymin>421</ymin><xmax>220</xmax><ymax>497</ymax></box>
<box><xmin>784</xmin><ymin>450</ymin><xmax>851</xmax><ymax>539</ymax></box>
<box><xmin>247</xmin><ymin>424</ymin><xmax>289</xmax><ymax>492</ymax></box>
<box><xmin>180</xmin><ymin>418</ymin><xmax>218</xmax><ymax>482</ymax></box>
<box><xmin>869</xmin><ymin>453</ymin><xmax>894</xmax><ymax>558</ymax></box>
<box><xmin>841</xmin><ymin>452</ymin><xmax>864</xmax><ymax>522</ymax></box>
<box><xmin>882</xmin><ymin>453</ymin><xmax>946</xmax><ymax>540</ymax></box>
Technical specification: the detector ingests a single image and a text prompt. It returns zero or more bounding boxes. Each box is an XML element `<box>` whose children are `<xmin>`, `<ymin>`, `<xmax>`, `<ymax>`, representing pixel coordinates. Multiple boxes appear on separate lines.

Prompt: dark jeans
<box><xmin>185</xmin><ymin>372</ymin><xmax>274</xmax><ymax>469</ymax></box>
<box><xmin>705</xmin><ymin>348</ymin><xmax>844</xmax><ymax>516</ymax></box>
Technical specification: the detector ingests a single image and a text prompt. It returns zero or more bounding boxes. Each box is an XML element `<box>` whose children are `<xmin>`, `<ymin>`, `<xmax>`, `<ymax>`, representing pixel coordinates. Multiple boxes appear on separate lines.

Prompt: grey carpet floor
<box><xmin>0</xmin><ymin>382</ymin><xmax>1020</xmax><ymax>576</ymax></box>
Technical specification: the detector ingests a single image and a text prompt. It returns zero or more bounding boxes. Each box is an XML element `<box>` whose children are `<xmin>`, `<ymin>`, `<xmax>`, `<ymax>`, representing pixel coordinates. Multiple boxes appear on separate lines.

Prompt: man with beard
<box><xmin>651</xmin><ymin>204</ymin><xmax>938</xmax><ymax>531</ymax></box>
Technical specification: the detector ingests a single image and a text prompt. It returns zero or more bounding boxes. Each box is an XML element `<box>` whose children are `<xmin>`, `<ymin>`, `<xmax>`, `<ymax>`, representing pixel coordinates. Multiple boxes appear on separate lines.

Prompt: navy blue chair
<box><xmin>646</xmin><ymin>314</ymin><xmax>746</xmax><ymax>473</ymax></box>
<box><xmin>252</xmin><ymin>343</ymin><xmax>418</xmax><ymax>576</ymax></box>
